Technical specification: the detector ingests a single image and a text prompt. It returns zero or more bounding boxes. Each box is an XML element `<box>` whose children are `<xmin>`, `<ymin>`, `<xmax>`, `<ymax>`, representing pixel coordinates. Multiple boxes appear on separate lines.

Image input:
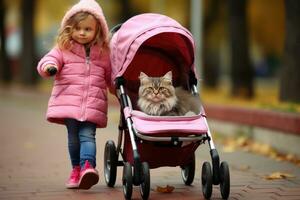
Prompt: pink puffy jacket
<box><xmin>37</xmin><ymin>42</ymin><xmax>111</xmax><ymax>128</ymax></box>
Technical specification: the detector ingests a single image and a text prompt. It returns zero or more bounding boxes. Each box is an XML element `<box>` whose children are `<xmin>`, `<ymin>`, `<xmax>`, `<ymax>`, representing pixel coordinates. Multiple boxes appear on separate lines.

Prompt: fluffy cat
<box><xmin>137</xmin><ymin>71</ymin><xmax>200</xmax><ymax>116</ymax></box>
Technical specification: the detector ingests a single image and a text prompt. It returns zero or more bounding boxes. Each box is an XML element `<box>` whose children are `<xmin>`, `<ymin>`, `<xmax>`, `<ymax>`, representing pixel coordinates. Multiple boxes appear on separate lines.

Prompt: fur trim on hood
<box><xmin>61</xmin><ymin>0</ymin><xmax>109</xmax><ymax>44</ymax></box>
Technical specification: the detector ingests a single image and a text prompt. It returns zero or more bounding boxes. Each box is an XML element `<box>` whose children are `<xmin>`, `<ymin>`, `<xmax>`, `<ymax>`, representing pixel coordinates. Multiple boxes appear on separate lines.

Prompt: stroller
<box><xmin>104</xmin><ymin>13</ymin><xmax>230</xmax><ymax>200</ymax></box>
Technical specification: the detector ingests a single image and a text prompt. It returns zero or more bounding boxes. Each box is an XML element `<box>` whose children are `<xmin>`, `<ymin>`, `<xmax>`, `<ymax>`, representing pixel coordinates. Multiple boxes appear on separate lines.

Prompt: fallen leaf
<box><xmin>222</xmin><ymin>145</ymin><xmax>236</xmax><ymax>153</ymax></box>
<box><xmin>285</xmin><ymin>154</ymin><xmax>298</xmax><ymax>162</ymax></box>
<box><xmin>264</xmin><ymin>172</ymin><xmax>295</xmax><ymax>180</ymax></box>
<box><xmin>237</xmin><ymin>165</ymin><xmax>251</xmax><ymax>171</ymax></box>
<box><xmin>156</xmin><ymin>185</ymin><xmax>175</xmax><ymax>193</ymax></box>
<box><xmin>220</xmin><ymin>136</ymin><xmax>300</xmax><ymax>167</ymax></box>
<box><xmin>236</xmin><ymin>137</ymin><xmax>249</xmax><ymax>147</ymax></box>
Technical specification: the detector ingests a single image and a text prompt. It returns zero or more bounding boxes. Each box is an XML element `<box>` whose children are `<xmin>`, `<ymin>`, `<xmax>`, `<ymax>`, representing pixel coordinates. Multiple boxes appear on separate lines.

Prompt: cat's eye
<box><xmin>159</xmin><ymin>87</ymin><xmax>166</xmax><ymax>92</ymax></box>
<box><xmin>145</xmin><ymin>88</ymin><xmax>153</xmax><ymax>93</ymax></box>
<box><xmin>166</xmin><ymin>81</ymin><xmax>172</xmax><ymax>85</ymax></box>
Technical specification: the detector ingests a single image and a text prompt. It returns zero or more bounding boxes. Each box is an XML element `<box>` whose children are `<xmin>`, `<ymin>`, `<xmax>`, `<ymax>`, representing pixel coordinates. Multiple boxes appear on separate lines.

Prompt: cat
<box><xmin>137</xmin><ymin>71</ymin><xmax>201</xmax><ymax>116</ymax></box>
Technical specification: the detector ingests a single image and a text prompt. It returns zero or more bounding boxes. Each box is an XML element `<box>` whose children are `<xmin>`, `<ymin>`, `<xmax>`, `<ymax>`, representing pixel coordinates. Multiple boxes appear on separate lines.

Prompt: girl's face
<box><xmin>71</xmin><ymin>15</ymin><xmax>97</xmax><ymax>45</ymax></box>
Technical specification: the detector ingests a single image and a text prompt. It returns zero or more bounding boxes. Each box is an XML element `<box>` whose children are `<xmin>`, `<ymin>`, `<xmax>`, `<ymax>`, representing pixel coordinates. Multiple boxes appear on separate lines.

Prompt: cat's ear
<box><xmin>139</xmin><ymin>72</ymin><xmax>148</xmax><ymax>79</ymax></box>
<box><xmin>163</xmin><ymin>71</ymin><xmax>172</xmax><ymax>82</ymax></box>
<box><xmin>139</xmin><ymin>72</ymin><xmax>149</xmax><ymax>83</ymax></box>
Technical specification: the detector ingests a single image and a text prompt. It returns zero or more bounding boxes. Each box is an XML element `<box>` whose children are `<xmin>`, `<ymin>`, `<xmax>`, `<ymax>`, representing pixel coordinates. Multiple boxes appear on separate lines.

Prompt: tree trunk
<box><xmin>120</xmin><ymin>0</ymin><xmax>135</xmax><ymax>22</ymax></box>
<box><xmin>20</xmin><ymin>0</ymin><xmax>37</xmax><ymax>85</ymax></box>
<box><xmin>279</xmin><ymin>0</ymin><xmax>300</xmax><ymax>102</ymax></box>
<box><xmin>0</xmin><ymin>0</ymin><xmax>12</xmax><ymax>83</ymax></box>
<box><xmin>203</xmin><ymin>0</ymin><xmax>221</xmax><ymax>88</ymax></box>
<box><xmin>228</xmin><ymin>0</ymin><xmax>254</xmax><ymax>98</ymax></box>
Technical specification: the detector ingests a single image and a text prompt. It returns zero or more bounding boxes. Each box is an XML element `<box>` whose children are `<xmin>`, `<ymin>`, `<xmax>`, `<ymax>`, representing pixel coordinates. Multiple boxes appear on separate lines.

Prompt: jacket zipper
<box><xmin>80</xmin><ymin>47</ymin><xmax>91</xmax><ymax>121</ymax></box>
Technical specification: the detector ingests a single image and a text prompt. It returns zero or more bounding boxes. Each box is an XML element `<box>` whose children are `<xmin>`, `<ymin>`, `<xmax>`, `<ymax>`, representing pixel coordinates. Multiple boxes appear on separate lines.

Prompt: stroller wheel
<box><xmin>201</xmin><ymin>162</ymin><xmax>213</xmax><ymax>199</ymax></box>
<box><xmin>123</xmin><ymin>162</ymin><xmax>133</xmax><ymax>200</ymax></box>
<box><xmin>140</xmin><ymin>162</ymin><xmax>150</xmax><ymax>200</ymax></box>
<box><xmin>104</xmin><ymin>140</ymin><xmax>118</xmax><ymax>187</ymax></box>
<box><xmin>181</xmin><ymin>153</ymin><xmax>195</xmax><ymax>185</ymax></box>
<box><xmin>219</xmin><ymin>161</ymin><xmax>230</xmax><ymax>199</ymax></box>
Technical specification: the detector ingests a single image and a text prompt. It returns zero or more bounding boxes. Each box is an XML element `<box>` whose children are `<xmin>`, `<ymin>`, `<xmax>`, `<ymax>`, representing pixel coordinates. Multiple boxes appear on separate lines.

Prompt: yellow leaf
<box><xmin>220</xmin><ymin>136</ymin><xmax>300</xmax><ymax>167</ymax></box>
<box><xmin>222</xmin><ymin>145</ymin><xmax>236</xmax><ymax>153</ymax></box>
<box><xmin>258</xmin><ymin>143</ymin><xmax>273</xmax><ymax>155</ymax></box>
<box><xmin>285</xmin><ymin>154</ymin><xmax>297</xmax><ymax>162</ymax></box>
<box><xmin>264</xmin><ymin>172</ymin><xmax>295</xmax><ymax>180</ymax></box>
<box><xmin>156</xmin><ymin>185</ymin><xmax>175</xmax><ymax>193</ymax></box>
<box><xmin>236</xmin><ymin>137</ymin><xmax>248</xmax><ymax>147</ymax></box>
<box><xmin>238</xmin><ymin>165</ymin><xmax>250</xmax><ymax>171</ymax></box>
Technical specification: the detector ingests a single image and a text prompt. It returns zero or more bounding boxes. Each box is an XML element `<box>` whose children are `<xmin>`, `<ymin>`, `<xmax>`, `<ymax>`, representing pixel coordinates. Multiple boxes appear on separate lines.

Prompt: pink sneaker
<box><xmin>65</xmin><ymin>166</ymin><xmax>80</xmax><ymax>189</ymax></box>
<box><xmin>78</xmin><ymin>160</ymin><xmax>99</xmax><ymax>189</ymax></box>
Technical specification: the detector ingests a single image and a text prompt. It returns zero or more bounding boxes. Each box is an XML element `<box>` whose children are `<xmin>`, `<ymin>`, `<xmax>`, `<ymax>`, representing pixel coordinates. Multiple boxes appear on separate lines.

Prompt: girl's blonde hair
<box><xmin>56</xmin><ymin>12</ymin><xmax>109</xmax><ymax>52</ymax></box>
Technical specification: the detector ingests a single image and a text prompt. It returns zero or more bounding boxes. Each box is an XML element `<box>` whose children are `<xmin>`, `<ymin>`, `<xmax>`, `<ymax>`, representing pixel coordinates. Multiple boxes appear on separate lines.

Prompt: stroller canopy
<box><xmin>110</xmin><ymin>13</ymin><xmax>197</xmax><ymax>88</ymax></box>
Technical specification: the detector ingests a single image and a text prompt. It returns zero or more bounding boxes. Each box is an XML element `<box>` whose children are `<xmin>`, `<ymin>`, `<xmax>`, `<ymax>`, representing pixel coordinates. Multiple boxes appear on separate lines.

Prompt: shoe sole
<box><xmin>78</xmin><ymin>170</ymin><xmax>99</xmax><ymax>190</ymax></box>
<box><xmin>66</xmin><ymin>184</ymin><xmax>79</xmax><ymax>189</ymax></box>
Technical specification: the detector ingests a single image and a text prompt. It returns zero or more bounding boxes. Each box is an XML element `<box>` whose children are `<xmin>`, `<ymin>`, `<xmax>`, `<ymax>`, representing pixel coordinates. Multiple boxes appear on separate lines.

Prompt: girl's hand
<box><xmin>44</xmin><ymin>65</ymin><xmax>58</xmax><ymax>76</ymax></box>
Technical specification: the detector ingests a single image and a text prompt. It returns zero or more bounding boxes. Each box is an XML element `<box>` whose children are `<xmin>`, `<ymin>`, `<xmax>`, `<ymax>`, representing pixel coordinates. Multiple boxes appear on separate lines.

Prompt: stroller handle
<box><xmin>110</xmin><ymin>24</ymin><xmax>122</xmax><ymax>35</ymax></box>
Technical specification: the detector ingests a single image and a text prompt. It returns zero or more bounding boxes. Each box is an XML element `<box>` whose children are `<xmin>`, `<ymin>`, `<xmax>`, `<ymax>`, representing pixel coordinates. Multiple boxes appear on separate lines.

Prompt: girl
<box><xmin>37</xmin><ymin>0</ymin><xmax>111</xmax><ymax>190</ymax></box>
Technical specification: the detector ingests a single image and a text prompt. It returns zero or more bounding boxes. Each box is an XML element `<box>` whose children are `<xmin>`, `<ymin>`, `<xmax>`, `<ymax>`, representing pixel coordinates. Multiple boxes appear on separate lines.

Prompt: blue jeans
<box><xmin>64</xmin><ymin>118</ymin><xmax>97</xmax><ymax>168</ymax></box>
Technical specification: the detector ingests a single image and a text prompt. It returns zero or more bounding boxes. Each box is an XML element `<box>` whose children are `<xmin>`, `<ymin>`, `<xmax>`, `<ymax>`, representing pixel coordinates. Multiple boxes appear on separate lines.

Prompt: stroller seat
<box><xmin>124</xmin><ymin>107</ymin><xmax>208</xmax><ymax>136</ymax></box>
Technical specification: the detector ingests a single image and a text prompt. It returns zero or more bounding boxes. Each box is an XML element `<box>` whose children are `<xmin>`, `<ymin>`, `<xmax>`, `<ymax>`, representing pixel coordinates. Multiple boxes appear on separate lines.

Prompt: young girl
<box><xmin>37</xmin><ymin>0</ymin><xmax>110</xmax><ymax>190</ymax></box>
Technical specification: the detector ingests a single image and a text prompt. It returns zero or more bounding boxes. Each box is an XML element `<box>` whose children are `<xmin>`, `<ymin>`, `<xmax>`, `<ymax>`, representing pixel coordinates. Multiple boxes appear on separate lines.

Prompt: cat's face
<box><xmin>138</xmin><ymin>71</ymin><xmax>175</xmax><ymax>103</ymax></box>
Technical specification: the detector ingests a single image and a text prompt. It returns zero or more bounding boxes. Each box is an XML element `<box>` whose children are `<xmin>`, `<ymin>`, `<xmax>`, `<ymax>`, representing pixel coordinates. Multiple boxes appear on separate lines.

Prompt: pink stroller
<box><xmin>104</xmin><ymin>13</ymin><xmax>230</xmax><ymax>200</ymax></box>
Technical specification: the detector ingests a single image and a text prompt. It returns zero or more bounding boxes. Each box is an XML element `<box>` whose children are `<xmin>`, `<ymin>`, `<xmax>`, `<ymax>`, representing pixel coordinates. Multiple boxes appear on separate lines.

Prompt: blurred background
<box><xmin>0</xmin><ymin>0</ymin><xmax>299</xmax><ymax>111</ymax></box>
<box><xmin>1</xmin><ymin>2</ymin><xmax>300</xmax><ymax>198</ymax></box>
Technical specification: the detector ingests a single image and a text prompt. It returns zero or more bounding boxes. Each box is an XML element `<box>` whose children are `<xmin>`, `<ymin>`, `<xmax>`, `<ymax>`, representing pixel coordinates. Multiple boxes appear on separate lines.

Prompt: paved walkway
<box><xmin>0</xmin><ymin>87</ymin><xmax>300</xmax><ymax>200</ymax></box>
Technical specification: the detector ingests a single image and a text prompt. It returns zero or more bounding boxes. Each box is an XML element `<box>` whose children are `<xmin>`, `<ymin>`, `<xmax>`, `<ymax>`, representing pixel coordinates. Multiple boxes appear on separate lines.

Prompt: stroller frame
<box><xmin>118</xmin><ymin>76</ymin><xmax>214</xmax><ymax>179</ymax></box>
<box><xmin>104</xmin><ymin>77</ymin><xmax>228</xmax><ymax>199</ymax></box>
<box><xmin>104</xmin><ymin>13</ymin><xmax>230</xmax><ymax>200</ymax></box>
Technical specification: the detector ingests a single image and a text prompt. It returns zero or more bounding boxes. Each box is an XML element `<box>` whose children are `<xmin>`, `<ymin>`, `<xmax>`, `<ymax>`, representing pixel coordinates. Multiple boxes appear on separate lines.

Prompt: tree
<box><xmin>120</xmin><ymin>0</ymin><xmax>136</xmax><ymax>22</ymax></box>
<box><xmin>0</xmin><ymin>0</ymin><xmax>12</xmax><ymax>83</ymax></box>
<box><xmin>203</xmin><ymin>0</ymin><xmax>222</xmax><ymax>88</ymax></box>
<box><xmin>20</xmin><ymin>0</ymin><xmax>37</xmax><ymax>85</ymax></box>
<box><xmin>279</xmin><ymin>0</ymin><xmax>300</xmax><ymax>102</ymax></box>
<box><xmin>228</xmin><ymin>0</ymin><xmax>254</xmax><ymax>98</ymax></box>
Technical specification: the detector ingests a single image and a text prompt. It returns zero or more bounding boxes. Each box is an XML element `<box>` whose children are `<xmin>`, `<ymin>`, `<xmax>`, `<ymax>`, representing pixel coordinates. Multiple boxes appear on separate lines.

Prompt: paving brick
<box><xmin>1</xmin><ymin>89</ymin><xmax>300</xmax><ymax>200</ymax></box>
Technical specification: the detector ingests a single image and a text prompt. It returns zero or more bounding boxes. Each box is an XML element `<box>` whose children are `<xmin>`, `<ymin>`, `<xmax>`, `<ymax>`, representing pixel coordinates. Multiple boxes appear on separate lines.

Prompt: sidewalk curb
<box><xmin>204</xmin><ymin>104</ymin><xmax>300</xmax><ymax>135</ymax></box>
<box><xmin>205</xmin><ymin>104</ymin><xmax>300</xmax><ymax>156</ymax></box>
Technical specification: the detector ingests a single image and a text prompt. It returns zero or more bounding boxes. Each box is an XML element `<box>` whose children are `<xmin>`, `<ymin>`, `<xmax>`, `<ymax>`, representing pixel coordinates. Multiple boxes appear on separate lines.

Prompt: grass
<box><xmin>201</xmin><ymin>80</ymin><xmax>300</xmax><ymax>113</ymax></box>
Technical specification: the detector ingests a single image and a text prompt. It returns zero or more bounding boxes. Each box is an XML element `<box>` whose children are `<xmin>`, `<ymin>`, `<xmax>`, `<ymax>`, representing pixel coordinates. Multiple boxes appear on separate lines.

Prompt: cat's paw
<box><xmin>184</xmin><ymin>111</ymin><xmax>197</xmax><ymax>116</ymax></box>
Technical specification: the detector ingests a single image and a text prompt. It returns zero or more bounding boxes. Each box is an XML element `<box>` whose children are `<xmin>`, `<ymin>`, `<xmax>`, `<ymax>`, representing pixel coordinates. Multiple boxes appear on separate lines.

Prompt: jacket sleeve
<box><xmin>37</xmin><ymin>46</ymin><xmax>63</xmax><ymax>78</ymax></box>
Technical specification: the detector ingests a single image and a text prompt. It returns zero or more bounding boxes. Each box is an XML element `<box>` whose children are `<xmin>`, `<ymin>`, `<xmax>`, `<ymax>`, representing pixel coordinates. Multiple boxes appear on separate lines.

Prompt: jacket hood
<box><xmin>61</xmin><ymin>0</ymin><xmax>109</xmax><ymax>44</ymax></box>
